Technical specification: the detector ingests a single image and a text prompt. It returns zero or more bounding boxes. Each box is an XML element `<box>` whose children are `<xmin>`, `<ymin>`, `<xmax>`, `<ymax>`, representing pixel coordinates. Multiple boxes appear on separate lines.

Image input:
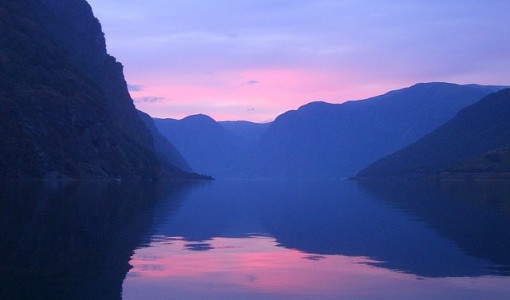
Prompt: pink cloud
<box><xmin>128</xmin><ymin>68</ymin><xmax>406</xmax><ymax>122</ymax></box>
<box><xmin>90</xmin><ymin>0</ymin><xmax>510</xmax><ymax>122</ymax></box>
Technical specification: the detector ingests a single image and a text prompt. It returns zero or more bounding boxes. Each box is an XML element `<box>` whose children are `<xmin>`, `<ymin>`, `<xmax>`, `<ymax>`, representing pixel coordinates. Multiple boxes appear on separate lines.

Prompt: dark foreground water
<box><xmin>1</xmin><ymin>179</ymin><xmax>510</xmax><ymax>299</ymax></box>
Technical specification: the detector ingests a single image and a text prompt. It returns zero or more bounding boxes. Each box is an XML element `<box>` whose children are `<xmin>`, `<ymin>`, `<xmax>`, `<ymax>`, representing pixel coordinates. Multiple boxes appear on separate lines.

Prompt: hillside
<box><xmin>0</xmin><ymin>0</ymin><xmax>192</xmax><ymax>180</ymax></box>
<box><xmin>450</xmin><ymin>145</ymin><xmax>510</xmax><ymax>174</ymax></box>
<box><xmin>154</xmin><ymin>115</ymin><xmax>269</xmax><ymax>178</ymax></box>
<box><xmin>137</xmin><ymin>111</ymin><xmax>192</xmax><ymax>173</ymax></box>
<box><xmin>245</xmin><ymin>83</ymin><xmax>504</xmax><ymax>179</ymax></box>
<box><xmin>152</xmin><ymin>83</ymin><xmax>504</xmax><ymax>179</ymax></box>
<box><xmin>356</xmin><ymin>88</ymin><xmax>510</xmax><ymax>179</ymax></box>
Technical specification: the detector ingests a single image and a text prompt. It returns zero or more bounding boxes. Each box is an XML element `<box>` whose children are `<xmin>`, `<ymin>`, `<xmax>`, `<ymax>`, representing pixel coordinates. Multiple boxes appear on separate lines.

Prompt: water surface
<box><xmin>124</xmin><ymin>179</ymin><xmax>510</xmax><ymax>299</ymax></box>
<box><xmin>1</xmin><ymin>179</ymin><xmax>510</xmax><ymax>299</ymax></box>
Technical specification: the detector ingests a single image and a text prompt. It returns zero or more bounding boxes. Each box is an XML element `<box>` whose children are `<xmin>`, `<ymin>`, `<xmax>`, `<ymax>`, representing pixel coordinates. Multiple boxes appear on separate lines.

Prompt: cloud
<box><xmin>89</xmin><ymin>0</ymin><xmax>510</xmax><ymax>121</ymax></box>
<box><xmin>134</xmin><ymin>96</ymin><xmax>165</xmax><ymax>103</ymax></box>
<box><xmin>128</xmin><ymin>84</ymin><xmax>144</xmax><ymax>91</ymax></box>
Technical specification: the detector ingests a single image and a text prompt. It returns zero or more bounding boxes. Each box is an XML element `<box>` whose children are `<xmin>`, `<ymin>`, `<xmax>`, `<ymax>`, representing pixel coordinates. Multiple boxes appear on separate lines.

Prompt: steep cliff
<box><xmin>0</xmin><ymin>0</ymin><xmax>192</xmax><ymax>180</ymax></box>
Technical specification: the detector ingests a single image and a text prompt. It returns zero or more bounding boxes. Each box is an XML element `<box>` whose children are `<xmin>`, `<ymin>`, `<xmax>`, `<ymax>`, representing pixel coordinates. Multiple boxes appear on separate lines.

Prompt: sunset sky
<box><xmin>87</xmin><ymin>0</ymin><xmax>510</xmax><ymax>122</ymax></box>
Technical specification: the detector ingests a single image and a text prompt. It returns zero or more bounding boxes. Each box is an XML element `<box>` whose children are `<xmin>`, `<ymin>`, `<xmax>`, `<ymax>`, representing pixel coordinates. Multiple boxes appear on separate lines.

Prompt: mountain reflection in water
<box><xmin>125</xmin><ymin>179</ymin><xmax>510</xmax><ymax>299</ymax></box>
<box><xmin>1</xmin><ymin>179</ymin><xmax>510</xmax><ymax>299</ymax></box>
<box><xmin>0</xmin><ymin>180</ymin><xmax>188</xmax><ymax>300</ymax></box>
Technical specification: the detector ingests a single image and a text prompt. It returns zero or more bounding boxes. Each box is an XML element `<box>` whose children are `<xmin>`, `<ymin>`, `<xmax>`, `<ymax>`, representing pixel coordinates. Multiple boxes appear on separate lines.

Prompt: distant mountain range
<box><xmin>0</xmin><ymin>0</ymin><xmax>195</xmax><ymax>180</ymax></box>
<box><xmin>2</xmin><ymin>1</ymin><xmax>506</xmax><ymax>181</ymax></box>
<box><xmin>248</xmin><ymin>83</ymin><xmax>504</xmax><ymax>178</ymax></box>
<box><xmin>154</xmin><ymin>115</ymin><xmax>269</xmax><ymax>177</ymax></box>
<box><xmin>356</xmin><ymin>88</ymin><xmax>510</xmax><ymax>179</ymax></box>
<box><xmin>154</xmin><ymin>83</ymin><xmax>505</xmax><ymax>179</ymax></box>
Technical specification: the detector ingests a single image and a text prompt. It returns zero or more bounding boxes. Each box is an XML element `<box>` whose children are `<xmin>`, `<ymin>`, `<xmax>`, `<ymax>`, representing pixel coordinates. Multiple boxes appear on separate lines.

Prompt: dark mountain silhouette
<box><xmin>246</xmin><ymin>83</ymin><xmax>505</xmax><ymax>179</ymax></box>
<box><xmin>0</xmin><ymin>0</ymin><xmax>193</xmax><ymax>180</ymax></box>
<box><xmin>154</xmin><ymin>115</ymin><xmax>269</xmax><ymax>178</ymax></box>
<box><xmin>357</xmin><ymin>88</ymin><xmax>510</xmax><ymax>179</ymax></box>
<box><xmin>152</xmin><ymin>83</ymin><xmax>503</xmax><ymax>179</ymax></box>
<box><xmin>137</xmin><ymin>111</ymin><xmax>192</xmax><ymax>173</ymax></box>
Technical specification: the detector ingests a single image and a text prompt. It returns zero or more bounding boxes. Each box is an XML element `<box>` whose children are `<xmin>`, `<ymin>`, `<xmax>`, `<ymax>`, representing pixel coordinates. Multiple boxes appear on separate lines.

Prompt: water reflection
<box><xmin>125</xmin><ymin>235</ymin><xmax>510</xmax><ymax>300</ymax></box>
<box><xmin>0</xmin><ymin>180</ymin><xmax>189</xmax><ymax>300</ymax></box>
<box><xmin>123</xmin><ymin>179</ymin><xmax>510</xmax><ymax>299</ymax></box>
<box><xmin>125</xmin><ymin>236</ymin><xmax>387</xmax><ymax>299</ymax></box>
<box><xmin>142</xmin><ymin>180</ymin><xmax>508</xmax><ymax>278</ymax></box>
<box><xmin>359</xmin><ymin>180</ymin><xmax>510</xmax><ymax>275</ymax></box>
<box><xmin>2</xmin><ymin>179</ymin><xmax>510</xmax><ymax>299</ymax></box>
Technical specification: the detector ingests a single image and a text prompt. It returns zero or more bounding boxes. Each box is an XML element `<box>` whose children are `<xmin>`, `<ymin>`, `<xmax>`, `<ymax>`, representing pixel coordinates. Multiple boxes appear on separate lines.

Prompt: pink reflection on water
<box><xmin>123</xmin><ymin>236</ymin><xmax>510</xmax><ymax>300</ymax></box>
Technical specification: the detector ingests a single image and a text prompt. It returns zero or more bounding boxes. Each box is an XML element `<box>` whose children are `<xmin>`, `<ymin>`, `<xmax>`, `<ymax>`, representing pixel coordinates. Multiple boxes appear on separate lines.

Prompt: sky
<box><xmin>87</xmin><ymin>0</ymin><xmax>510</xmax><ymax>122</ymax></box>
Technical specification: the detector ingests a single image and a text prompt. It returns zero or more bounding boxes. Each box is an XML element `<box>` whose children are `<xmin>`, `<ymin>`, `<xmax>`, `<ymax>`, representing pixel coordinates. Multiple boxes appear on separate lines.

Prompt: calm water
<box><xmin>1</xmin><ymin>180</ymin><xmax>510</xmax><ymax>299</ymax></box>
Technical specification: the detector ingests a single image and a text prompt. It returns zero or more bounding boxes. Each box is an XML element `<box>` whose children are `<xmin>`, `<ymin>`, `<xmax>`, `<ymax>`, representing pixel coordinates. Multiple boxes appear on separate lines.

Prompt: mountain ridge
<box><xmin>246</xmin><ymin>82</ymin><xmax>505</xmax><ymax>178</ymax></box>
<box><xmin>154</xmin><ymin>115</ymin><xmax>269</xmax><ymax>178</ymax></box>
<box><xmin>356</xmin><ymin>88</ymin><xmax>510</xmax><ymax>179</ymax></box>
<box><xmin>150</xmin><ymin>82</ymin><xmax>505</xmax><ymax>179</ymax></box>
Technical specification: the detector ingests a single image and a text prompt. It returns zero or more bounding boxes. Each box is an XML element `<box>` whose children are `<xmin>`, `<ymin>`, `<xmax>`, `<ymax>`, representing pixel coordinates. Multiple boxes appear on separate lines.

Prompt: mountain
<box><xmin>0</xmin><ymin>0</ymin><xmax>193</xmax><ymax>180</ymax></box>
<box><xmin>137</xmin><ymin>111</ymin><xmax>192</xmax><ymax>173</ymax></box>
<box><xmin>245</xmin><ymin>83</ymin><xmax>505</xmax><ymax>179</ymax></box>
<box><xmin>356</xmin><ymin>88</ymin><xmax>510</xmax><ymax>179</ymax></box>
<box><xmin>449</xmin><ymin>145</ymin><xmax>510</xmax><ymax>175</ymax></box>
<box><xmin>154</xmin><ymin>115</ymin><xmax>269</xmax><ymax>178</ymax></box>
<box><xmin>218</xmin><ymin>120</ymin><xmax>270</xmax><ymax>146</ymax></box>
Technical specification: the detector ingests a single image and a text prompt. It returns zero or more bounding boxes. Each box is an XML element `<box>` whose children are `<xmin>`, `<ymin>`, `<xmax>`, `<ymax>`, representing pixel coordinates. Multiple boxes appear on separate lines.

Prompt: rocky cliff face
<box><xmin>0</xmin><ymin>0</ymin><xmax>191</xmax><ymax>180</ymax></box>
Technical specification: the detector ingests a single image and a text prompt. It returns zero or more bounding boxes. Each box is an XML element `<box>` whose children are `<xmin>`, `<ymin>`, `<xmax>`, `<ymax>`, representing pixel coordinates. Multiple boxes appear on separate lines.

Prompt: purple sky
<box><xmin>87</xmin><ymin>0</ymin><xmax>510</xmax><ymax>122</ymax></box>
